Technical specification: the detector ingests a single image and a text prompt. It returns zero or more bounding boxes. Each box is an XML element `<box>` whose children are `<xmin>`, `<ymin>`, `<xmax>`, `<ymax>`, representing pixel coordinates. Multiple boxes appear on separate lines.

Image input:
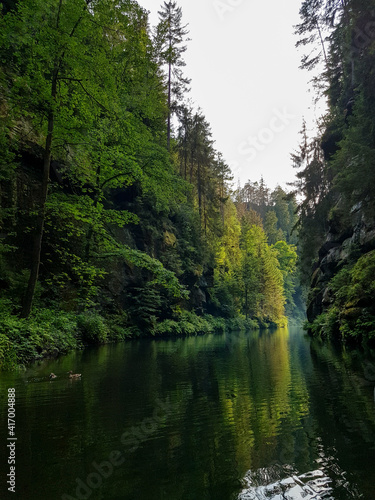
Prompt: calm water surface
<box><xmin>1</xmin><ymin>327</ymin><xmax>375</xmax><ymax>499</ymax></box>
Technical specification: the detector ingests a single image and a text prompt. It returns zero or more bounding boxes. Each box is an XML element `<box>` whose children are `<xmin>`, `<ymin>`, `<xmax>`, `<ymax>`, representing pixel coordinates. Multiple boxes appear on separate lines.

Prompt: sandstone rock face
<box><xmin>307</xmin><ymin>204</ymin><xmax>375</xmax><ymax>323</ymax></box>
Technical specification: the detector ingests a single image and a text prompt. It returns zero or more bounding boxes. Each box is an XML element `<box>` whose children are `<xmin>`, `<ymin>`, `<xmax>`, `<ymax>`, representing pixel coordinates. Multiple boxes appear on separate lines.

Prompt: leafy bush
<box><xmin>349</xmin><ymin>250</ymin><xmax>375</xmax><ymax>302</ymax></box>
<box><xmin>205</xmin><ymin>315</ymin><xmax>226</xmax><ymax>333</ymax></box>
<box><xmin>353</xmin><ymin>311</ymin><xmax>375</xmax><ymax>346</ymax></box>
<box><xmin>0</xmin><ymin>315</ymin><xmax>38</xmax><ymax>364</ymax></box>
<box><xmin>307</xmin><ymin>307</ymin><xmax>340</xmax><ymax>340</ymax></box>
<box><xmin>106</xmin><ymin>322</ymin><xmax>133</xmax><ymax>341</ymax></box>
<box><xmin>153</xmin><ymin>319</ymin><xmax>182</xmax><ymax>336</ymax></box>
<box><xmin>226</xmin><ymin>316</ymin><xmax>260</xmax><ymax>331</ymax></box>
<box><xmin>0</xmin><ymin>308</ymin><xmax>113</xmax><ymax>370</ymax></box>
<box><xmin>309</xmin><ymin>251</ymin><xmax>375</xmax><ymax>345</ymax></box>
<box><xmin>152</xmin><ymin>312</ymin><xmax>227</xmax><ymax>337</ymax></box>
<box><xmin>77</xmin><ymin>313</ymin><xmax>109</xmax><ymax>344</ymax></box>
<box><xmin>0</xmin><ymin>333</ymin><xmax>17</xmax><ymax>370</ymax></box>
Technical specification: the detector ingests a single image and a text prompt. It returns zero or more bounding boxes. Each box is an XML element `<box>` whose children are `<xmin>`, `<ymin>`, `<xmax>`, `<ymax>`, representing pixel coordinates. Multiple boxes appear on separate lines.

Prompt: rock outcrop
<box><xmin>307</xmin><ymin>201</ymin><xmax>375</xmax><ymax>324</ymax></box>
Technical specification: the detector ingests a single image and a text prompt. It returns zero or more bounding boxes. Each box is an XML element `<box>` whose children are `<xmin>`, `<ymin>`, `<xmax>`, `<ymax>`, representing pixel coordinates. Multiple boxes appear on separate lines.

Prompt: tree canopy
<box><xmin>0</xmin><ymin>0</ymin><xmax>299</xmax><ymax>368</ymax></box>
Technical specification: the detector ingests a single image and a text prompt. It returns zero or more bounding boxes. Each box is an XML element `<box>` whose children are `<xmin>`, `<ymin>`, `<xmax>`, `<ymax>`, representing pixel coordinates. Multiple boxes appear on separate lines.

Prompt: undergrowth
<box><xmin>0</xmin><ymin>301</ymin><xmax>278</xmax><ymax>371</ymax></box>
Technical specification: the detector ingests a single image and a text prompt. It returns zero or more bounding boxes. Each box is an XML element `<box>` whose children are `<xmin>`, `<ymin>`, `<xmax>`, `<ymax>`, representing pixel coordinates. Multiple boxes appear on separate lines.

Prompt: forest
<box><xmin>0</xmin><ymin>0</ymin><xmax>300</xmax><ymax>369</ymax></box>
<box><xmin>293</xmin><ymin>0</ymin><xmax>375</xmax><ymax>348</ymax></box>
<box><xmin>1</xmin><ymin>0</ymin><xmax>375</xmax><ymax>370</ymax></box>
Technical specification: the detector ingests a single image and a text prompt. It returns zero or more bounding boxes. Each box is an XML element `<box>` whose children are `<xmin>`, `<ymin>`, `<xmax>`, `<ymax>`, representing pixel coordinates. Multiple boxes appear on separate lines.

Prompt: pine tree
<box><xmin>214</xmin><ymin>152</ymin><xmax>233</xmax><ymax>225</ymax></box>
<box><xmin>155</xmin><ymin>1</ymin><xmax>190</xmax><ymax>150</ymax></box>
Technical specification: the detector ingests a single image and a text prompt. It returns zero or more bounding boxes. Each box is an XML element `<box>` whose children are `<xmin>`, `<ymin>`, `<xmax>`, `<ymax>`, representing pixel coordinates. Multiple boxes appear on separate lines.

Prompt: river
<box><xmin>1</xmin><ymin>327</ymin><xmax>375</xmax><ymax>499</ymax></box>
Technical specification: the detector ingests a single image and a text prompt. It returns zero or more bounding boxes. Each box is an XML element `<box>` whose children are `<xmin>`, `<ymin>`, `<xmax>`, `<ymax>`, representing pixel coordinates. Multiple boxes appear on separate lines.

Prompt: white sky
<box><xmin>141</xmin><ymin>0</ymin><xmax>324</xmax><ymax>190</ymax></box>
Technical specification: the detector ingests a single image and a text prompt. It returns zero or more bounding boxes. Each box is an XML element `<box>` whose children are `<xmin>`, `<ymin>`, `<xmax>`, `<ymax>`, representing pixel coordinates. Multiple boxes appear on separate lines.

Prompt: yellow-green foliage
<box><xmin>212</xmin><ymin>200</ymin><xmax>288</xmax><ymax>323</ymax></box>
<box><xmin>215</xmin><ymin>199</ymin><xmax>242</xmax><ymax>268</ymax></box>
<box><xmin>212</xmin><ymin>200</ymin><xmax>242</xmax><ymax>317</ymax></box>
<box><xmin>241</xmin><ymin>225</ymin><xmax>286</xmax><ymax>322</ymax></box>
<box><xmin>0</xmin><ymin>0</ymin><xmax>297</xmax><ymax>364</ymax></box>
<box><xmin>261</xmin><ymin>243</ymin><xmax>285</xmax><ymax>322</ymax></box>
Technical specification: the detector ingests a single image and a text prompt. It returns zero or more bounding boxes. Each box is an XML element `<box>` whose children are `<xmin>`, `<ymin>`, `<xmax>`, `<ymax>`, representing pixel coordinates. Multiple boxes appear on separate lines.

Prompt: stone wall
<box><xmin>307</xmin><ymin>201</ymin><xmax>375</xmax><ymax>323</ymax></box>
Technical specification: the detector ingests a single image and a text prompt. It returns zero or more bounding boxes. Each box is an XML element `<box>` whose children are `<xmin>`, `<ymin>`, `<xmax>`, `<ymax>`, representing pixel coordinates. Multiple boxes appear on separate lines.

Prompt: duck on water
<box><xmin>49</xmin><ymin>372</ymin><xmax>82</xmax><ymax>380</ymax></box>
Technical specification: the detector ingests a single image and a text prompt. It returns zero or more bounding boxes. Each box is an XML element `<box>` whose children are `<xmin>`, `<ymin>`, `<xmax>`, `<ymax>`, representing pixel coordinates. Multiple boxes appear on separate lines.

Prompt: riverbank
<box><xmin>0</xmin><ymin>306</ymin><xmax>285</xmax><ymax>370</ymax></box>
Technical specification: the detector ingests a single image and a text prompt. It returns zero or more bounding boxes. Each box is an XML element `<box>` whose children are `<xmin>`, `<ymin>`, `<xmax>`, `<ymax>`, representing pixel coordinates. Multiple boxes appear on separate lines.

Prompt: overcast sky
<box><xmin>140</xmin><ymin>0</ymin><xmax>324</xmax><ymax>190</ymax></box>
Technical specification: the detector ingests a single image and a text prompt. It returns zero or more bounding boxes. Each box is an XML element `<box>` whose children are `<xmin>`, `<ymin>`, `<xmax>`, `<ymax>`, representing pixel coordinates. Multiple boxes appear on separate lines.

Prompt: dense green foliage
<box><xmin>308</xmin><ymin>251</ymin><xmax>375</xmax><ymax>345</ymax></box>
<box><xmin>0</xmin><ymin>0</ymin><xmax>298</xmax><ymax>368</ymax></box>
<box><xmin>293</xmin><ymin>0</ymin><xmax>375</xmax><ymax>346</ymax></box>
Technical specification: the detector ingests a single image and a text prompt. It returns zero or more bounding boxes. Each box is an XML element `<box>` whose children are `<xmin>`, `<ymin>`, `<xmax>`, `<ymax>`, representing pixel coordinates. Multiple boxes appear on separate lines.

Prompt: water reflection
<box><xmin>238</xmin><ymin>465</ymin><xmax>334</xmax><ymax>499</ymax></box>
<box><xmin>0</xmin><ymin>327</ymin><xmax>374</xmax><ymax>499</ymax></box>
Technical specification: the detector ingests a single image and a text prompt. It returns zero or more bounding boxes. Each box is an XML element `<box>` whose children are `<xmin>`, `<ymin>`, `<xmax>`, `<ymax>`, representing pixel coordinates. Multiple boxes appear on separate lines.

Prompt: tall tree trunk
<box><xmin>21</xmin><ymin>1</ymin><xmax>86</xmax><ymax>317</ymax></box>
<box><xmin>221</xmin><ymin>176</ymin><xmax>225</xmax><ymax>225</ymax></box>
<box><xmin>21</xmin><ymin>70</ymin><xmax>58</xmax><ymax>318</ymax></box>
<box><xmin>351</xmin><ymin>57</ymin><xmax>355</xmax><ymax>87</ymax></box>
<box><xmin>85</xmin><ymin>165</ymin><xmax>101</xmax><ymax>260</ymax></box>
<box><xmin>184</xmin><ymin>130</ymin><xmax>187</xmax><ymax>180</ymax></box>
<box><xmin>21</xmin><ymin>115</ymin><xmax>54</xmax><ymax>317</ymax></box>
<box><xmin>167</xmin><ymin>59</ymin><xmax>171</xmax><ymax>150</ymax></box>
<box><xmin>203</xmin><ymin>196</ymin><xmax>207</xmax><ymax>235</ymax></box>
<box><xmin>245</xmin><ymin>286</ymin><xmax>248</xmax><ymax>319</ymax></box>
<box><xmin>316</xmin><ymin>19</ymin><xmax>328</xmax><ymax>67</ymax></box>
<box><xmin>197</xmin><ymin>160</ymin><xmax>202</xmax><ymax>222</ymax></box>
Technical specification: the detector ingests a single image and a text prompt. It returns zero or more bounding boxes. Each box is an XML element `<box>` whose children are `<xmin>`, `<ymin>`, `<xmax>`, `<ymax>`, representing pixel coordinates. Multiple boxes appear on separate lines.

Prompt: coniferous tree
<box><xmin>177</xmin><ymin>103</ymin><xmax>193</xmax><ymax>179</ymax></box>
<box><xmin>214</xmin><ymin>152</ymin><xmax>233</xmax><ymax>225</ymax></box>
<box><xmin>155</xmin><ymin>1</ymin><xmax>190</xmax><ymax>150</ymax></box>
<box><xmin>293</xmin><ymin>0</ymin><xmax>375</xmax><ymax>340</ymax></box>
<box><xmin>0</xmin><ymin>0</ymin><xmax>299</xmax><ymax>357</ymax></box>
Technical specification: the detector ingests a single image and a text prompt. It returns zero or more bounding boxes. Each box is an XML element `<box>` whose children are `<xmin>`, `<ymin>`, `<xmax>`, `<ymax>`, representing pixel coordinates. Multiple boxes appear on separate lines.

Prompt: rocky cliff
<box><xmin>307</xmin><ymin>199</ymin><xmax>375</xmax><ymax>344</ymax></box>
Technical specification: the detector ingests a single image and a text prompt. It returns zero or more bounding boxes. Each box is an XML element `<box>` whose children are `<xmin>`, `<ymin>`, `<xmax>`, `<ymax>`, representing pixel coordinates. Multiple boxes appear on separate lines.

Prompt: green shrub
<box><xmin>325</xmin><ymin>307</ymin><xmax>340</xmax><ymax>337</ymax></box>
<box><xmin>0</xmin><ymin>333</ymin><xmax>17</xmax><ymax>370</ymax></box>
<box><xmin>349</xmin><ymin>250</ymin><xmax>375</xmax><ymax>302</ymax></box>
<box><xmin>308</xmin><ymin>307</ymin><xmax>340</xmax><ymax>340</ymax></box>
<box><xmin>226</xmin><ymin>316</ymin><xmax>246</xmax><ymax>331</ymax></box>
<box><xmin>307</xmin><ymin>313</ymin><xmax>326</xmax><ymax>338</ymax></box>
<box><xmin>153</xmin><ymin>319</ymin><xmax>182</xmax><ymax>336</ymax></box>
<box><xmin>244</xmin><ymin>318</ymin><xmax>260</xmax><ymax>330</ymax></box>
<box><xmin>204</xmin><ymin>315</ymin><xmax>226</xmax><ymax>333</ymax></box>
<box><xmin>77</xmin><ymin>313</ymin><xmax>109</xmax><ymax>344</ymax></box>
<box><xmin>329</xmin><ymin>266</ymin><xmax>352</xmax><ymax>304</ymax></box>
<box><xmin>307</xmin><ymin>251</ymin><xmax>375</xmax><ymax>344</ymax></box>
<box><xmin>354</xmin><ymin>311</ymin><xmax>375</xmax><ymax>345</ymax></box>
<box><xmin>340</xmin><ymin>310</ymin><xmax>375</xmax><ymax>345</ymax></box>
<box><xmin>0</xmin><ymin>308</ymin><xmax>80</xmax><ymax>369</ymax></box>
<box><xmin>108</xmin><ymin>324</ymin><xmax>133</xmax><ymax>341</ymax></box>
<box><xmin>0</xmin><ymin>315</ymin><xmax>37</xmax><ymax>364</ymax></box>
<box><xmin>152</xmin><ymin>312</ymin><xmax>221</xmax><ymax>337</ymax></box>
<box><xmin>225</xmin><ymin>316</ymin><xmax>260</xmax><ymax>331</ymax></box>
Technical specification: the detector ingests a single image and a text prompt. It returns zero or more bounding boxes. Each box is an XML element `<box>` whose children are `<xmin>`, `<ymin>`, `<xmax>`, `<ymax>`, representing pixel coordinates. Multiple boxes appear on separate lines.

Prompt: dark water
<box><xmin>1</xmin><ymin>327</ymin><xmax>375</xmax><ymax>500</ymax></box>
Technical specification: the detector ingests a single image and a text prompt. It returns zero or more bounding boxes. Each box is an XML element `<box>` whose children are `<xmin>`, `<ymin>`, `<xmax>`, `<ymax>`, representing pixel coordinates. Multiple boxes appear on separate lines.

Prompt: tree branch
<box><xmin>76</xmin><ymin>80</ymin><xmax>112</xmax><ymax>114</ymax></box>
<box><xmin>57</xmin><ymin>77</ymin><xmax>84</xmax><ymax>82</ymax></box>
<box><xmin>99</xmin><ymin>159</ymin><xmax>152</xmax><ymax>190</ymax></box>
